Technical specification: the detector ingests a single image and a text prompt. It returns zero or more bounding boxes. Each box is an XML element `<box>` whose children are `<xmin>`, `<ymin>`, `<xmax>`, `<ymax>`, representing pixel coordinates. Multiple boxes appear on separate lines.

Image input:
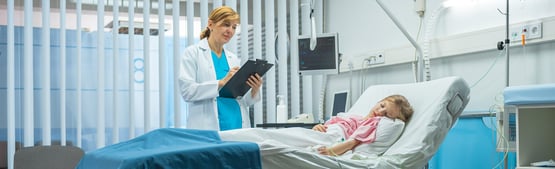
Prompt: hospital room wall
<box><xmin>325</xmin><ymin>0</ymin><xmax>555</xmax><ymax>111</ymax></box>
<box><xmin>324</xmin><ymin>0</ymin><xmax>554</xmax><ymax>168</ymax></box>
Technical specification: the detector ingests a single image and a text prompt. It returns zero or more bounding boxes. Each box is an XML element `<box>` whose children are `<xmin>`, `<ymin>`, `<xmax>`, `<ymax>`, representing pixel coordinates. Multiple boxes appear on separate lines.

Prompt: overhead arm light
<box><xmin>309</xmin><ymin>0</ymin><xmax>317</xmax><ymax>51</ymax></box>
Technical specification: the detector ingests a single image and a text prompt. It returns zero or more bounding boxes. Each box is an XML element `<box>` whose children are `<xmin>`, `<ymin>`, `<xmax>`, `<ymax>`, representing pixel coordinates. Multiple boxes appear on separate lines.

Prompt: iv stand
<box><xmin>497</xmin><ymin>0</ymin><xmax>510</xmax><ymax>167</ymax></box>
<box><xmin>502</xmin><ymin>1</ymin><xmax>510</xmax><ymax>169</ymax></box>
<box><xmin>504</xmin><ymin>0</ymin><xmax>510</xmax><ymax>88</ymax></box>
<box><xmin>504</xmin><ymin>1</ymin><xmax>510</xmax><ymax>168</ymax></box>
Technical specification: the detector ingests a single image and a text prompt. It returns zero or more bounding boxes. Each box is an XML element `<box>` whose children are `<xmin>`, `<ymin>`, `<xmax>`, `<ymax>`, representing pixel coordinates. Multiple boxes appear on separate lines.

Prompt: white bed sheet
<box><xmin>221</xmin><ymin>76</ymin><xmax>470</xmax><ymax>169</ymax></box>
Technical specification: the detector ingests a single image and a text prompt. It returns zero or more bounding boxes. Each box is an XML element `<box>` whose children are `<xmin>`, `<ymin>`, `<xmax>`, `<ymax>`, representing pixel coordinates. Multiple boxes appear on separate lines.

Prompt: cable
<box><xmin>361</xmin><ymin>58</ymin><xmax>371</xmax><ymax>96</ymax></box>
<box><xmin>414</xmin><ymin>14</ymin><xmax>423</xmax><ymax>83</ymax></box>
<box><xmin>488</xmin><ymin>99</ymin><xmax>510</xmax><ymax>169</ymax></box>
<box><xmin>493</xmin><ymin>124</ymin><xmax>510</xmax><ymax>169</ymax></box>
<box><xmin>422</xmin><ymin>5</ymin><xmax>449</xmax><ymax>82</ymax></box>
<box><xmin>319</xmin><ymin>75</ymin><xmax>328</xmax><ymax>123</ymax></box>
<box><xmin>489</xmin><ymin>105</ymin><xmax>506</xmax><ymax>169</ymax></box>
<box><xmin>348</xmin><ymin>62</ymin><xmax>355</xmax><ymax>108</ymax></box>
<box><xmin>522</xmin><ymin>39</ymin><xmax>526</xmax><ymax>58</ymax></box>
<box><xmin>469</xmin><ymin>49</ymin><xmax>506</xmax><ymax>89</ymax></box>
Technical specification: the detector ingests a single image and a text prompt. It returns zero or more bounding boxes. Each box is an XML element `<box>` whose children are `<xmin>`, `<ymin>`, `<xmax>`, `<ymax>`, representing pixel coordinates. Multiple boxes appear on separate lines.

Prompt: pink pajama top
<box><xmin>324</xmin><ymin>114</ymin><xmax>405</xmax><ymax>156</ymax></box>
<box><xmin>325</xmin><ymin>115</ymin><xmax>381</xmax><ymax>144</ymax></box>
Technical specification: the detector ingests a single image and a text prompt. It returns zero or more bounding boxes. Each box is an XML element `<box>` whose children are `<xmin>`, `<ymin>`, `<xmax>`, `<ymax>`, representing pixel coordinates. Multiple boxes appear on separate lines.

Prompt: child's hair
<box><xmin>381</xmin><ymin>95</ymin><xmax>414</xmax><ymax>122</ymax></box>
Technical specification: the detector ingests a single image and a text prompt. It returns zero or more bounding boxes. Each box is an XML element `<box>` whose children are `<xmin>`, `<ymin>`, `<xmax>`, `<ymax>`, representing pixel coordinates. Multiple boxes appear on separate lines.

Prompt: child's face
<box><xmin>367</xmin><ymin>100</ymin><xmax>401</xmax><ymax>120</ymax></box>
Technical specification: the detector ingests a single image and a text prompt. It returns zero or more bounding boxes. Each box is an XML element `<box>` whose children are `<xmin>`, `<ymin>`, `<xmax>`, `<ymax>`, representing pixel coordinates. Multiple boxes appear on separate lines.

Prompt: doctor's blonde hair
<box><xmin>200</xmin><ymin>6</ymin><xmax>240</xmax><ymax>39</ymax></box>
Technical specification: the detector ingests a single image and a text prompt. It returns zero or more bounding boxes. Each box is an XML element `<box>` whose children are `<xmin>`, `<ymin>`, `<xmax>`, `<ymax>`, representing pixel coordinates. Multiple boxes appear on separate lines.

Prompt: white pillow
<box><xmin>353</xmin><ymin>117</ymin><xmax>405</xmax><ymax>156</ymax></box>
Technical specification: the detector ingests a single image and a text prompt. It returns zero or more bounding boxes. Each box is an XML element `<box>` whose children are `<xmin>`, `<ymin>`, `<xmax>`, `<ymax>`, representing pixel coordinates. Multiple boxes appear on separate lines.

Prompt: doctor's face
<box><xmin>208</xmin><ymin>19</ymin><xmax>239</xmax><ymax>45</ymax></box>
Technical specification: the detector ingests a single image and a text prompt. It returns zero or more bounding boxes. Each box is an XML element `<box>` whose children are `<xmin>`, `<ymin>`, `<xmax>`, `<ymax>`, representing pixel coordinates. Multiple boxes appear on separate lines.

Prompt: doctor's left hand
<box><xmin>247</xmin><ymin>73</ymin><xmax>263</xmax><ymax>98</ymax></box>
<box><xmin>218</xmin><ymin>67</ymin><xmax>240</xmax><ymax>88</ymax></box>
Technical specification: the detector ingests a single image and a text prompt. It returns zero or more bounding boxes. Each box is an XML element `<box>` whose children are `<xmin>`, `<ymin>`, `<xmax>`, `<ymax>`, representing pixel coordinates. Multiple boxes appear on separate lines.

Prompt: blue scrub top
<box><xmin>212</xmin><ymin>51</ymin><xmax>242</xmax><ymax>131</ymax></box>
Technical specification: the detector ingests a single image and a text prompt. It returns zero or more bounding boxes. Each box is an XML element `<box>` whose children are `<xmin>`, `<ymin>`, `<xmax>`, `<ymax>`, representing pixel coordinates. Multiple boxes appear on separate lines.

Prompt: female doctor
<box><xmin>179</xmin><ymin>6</ymin><xmax>263</xmax><ymax>131</ymax></box>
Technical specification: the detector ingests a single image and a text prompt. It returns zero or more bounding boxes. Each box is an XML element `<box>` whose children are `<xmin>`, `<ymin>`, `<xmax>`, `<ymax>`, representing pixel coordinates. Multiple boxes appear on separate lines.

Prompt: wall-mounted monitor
<box><xmin>297</xmin><ymin>32</ymin><xmax>339</xmax><ymax>75</ymax></box>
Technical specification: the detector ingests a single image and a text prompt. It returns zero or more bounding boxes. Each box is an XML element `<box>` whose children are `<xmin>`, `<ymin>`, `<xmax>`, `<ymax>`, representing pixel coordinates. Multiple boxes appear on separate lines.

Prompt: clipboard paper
<box><xmin>219</xmin><ymin>59</ymin><xmax>273</xmax><ymax>98</ymax></box>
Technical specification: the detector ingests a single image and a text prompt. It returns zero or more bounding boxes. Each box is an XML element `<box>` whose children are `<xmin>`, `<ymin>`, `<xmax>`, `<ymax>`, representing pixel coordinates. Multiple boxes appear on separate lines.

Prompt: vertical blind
<box><xmin>112</xmin><ymin>0</ymin><xmax>120</xmax><ymax>144</ymax></box>
<box><xmin>60</xmin><ymin>0</ymin><xmax>68</xmax><ymax>146</ymax></box>
<box><xmin>6</xmin><ymin>1</ymin><xmax>15</xmax><ymax>168</ymax></box>
<box><xmin>1</xmin><ymin>1</ymin><xmax>324</xmax><ymax>169</ymax></box>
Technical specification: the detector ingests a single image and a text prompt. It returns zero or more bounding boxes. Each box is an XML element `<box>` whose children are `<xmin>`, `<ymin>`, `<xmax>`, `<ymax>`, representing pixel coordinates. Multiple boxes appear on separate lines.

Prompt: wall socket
<box><xmin>365</xmin><ymin>52</ymin><xmax>385</xmax><ymax>66</ymax></box>
<box><xmin>510</xmin><ymin>22</ymin><xmax>542</xmax><ymax>42</ymax></box>
<box><xmin>340</xmin><ymin>51</ymin><xmax>386</xmax><ymax>72</ymax></box>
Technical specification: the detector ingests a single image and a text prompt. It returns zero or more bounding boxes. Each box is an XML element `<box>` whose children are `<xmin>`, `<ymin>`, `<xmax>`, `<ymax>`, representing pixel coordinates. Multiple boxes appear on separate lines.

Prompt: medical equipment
<box><xmin>297</xmin><ymin>32</ymin><xmax>340</xmax><ymax>75</ymax></box>
<box><xmin>331</xmin><ymin>90</ymin><xmax>349</xmax><ymax>118</ymax></box>
<box><xmin>502</xmin><ymin>84</ymin><xmax>555</xmax><ymax>169</ymax></box>
<box><xmin>223</xmin><ymin>76</ymin><xmax>470</xmax><ymax>168</ymax></box>
<box><xmin>309</xmin><ymin>0</ymin><xmax>317</xmax><ymax>51</ymax></box>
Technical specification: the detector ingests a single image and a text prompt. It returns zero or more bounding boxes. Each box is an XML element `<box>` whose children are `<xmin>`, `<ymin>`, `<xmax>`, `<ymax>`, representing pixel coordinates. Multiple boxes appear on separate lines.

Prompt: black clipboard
<box><xmin>219</xmin><ymin>59</ymin><xmax>274</xmax><ymax>98</ymax></box>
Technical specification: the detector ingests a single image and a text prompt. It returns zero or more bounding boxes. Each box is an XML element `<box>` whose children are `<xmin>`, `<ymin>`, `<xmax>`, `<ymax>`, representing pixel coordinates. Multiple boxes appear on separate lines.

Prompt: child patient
<box><xmin>219</xmin><ymin>94</ymin><xmax>413</xmax><ymax>158</ymax></box>
<box><xmin>312</xmin><ymin>94</ymin><xmax>413</xmax><ymax>157</ymax></box>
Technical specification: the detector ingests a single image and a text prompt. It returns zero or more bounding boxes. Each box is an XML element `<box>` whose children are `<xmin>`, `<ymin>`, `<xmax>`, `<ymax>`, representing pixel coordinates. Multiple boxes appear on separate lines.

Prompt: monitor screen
<box><xmin>331</xmin><ymin>91</ymin><xmax>349</xmax><ymax>117</ymax></box>
<box><xmin>297</xmin><ymin>33</ymin><xmax>339</xmax><ymax>75</ymax></box>
<box><xmin>497</xmin><ymin>105</ymin><xmax>516</xmax><ymax>152</ymax></box>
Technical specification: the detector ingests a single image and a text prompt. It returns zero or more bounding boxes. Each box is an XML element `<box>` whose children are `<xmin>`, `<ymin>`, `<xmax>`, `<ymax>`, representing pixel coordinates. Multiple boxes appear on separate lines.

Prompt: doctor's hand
<box><xmin>312</xmin><ymin>124</ymin><xmax>327</xmax><ymax>132</ymax></box>
<box><xmin>247</xmin><ymin>73</ymin><xmax>263</xmax><ymax>98</ymax></box>
<box><xmin>218</xmin><ymin>67</ymin><xmax>240</xmax><ymax>88</ymax></box>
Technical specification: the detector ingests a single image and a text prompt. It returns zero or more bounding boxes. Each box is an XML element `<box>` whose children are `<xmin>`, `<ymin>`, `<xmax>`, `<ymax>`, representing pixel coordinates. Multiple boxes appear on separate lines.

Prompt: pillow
<box><xmin>353</xmin><ymin>117</ymin><xmax>405</xmax><ymax>156</ymax></box>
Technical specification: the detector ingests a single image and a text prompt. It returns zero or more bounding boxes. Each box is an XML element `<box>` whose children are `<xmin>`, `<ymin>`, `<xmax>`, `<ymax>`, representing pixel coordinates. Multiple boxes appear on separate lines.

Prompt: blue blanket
<box><xmin>77</xmin><ymin>128</ymin><xmax>261</xmax><ymax>169</ymax></box>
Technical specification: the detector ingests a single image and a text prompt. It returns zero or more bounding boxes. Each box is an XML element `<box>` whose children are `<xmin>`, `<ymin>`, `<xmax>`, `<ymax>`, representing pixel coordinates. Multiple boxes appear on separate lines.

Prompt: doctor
<box><xmin>179</xmin><ymin>6</ymin><xmax>263</xmax><ymax>131</ymax></box>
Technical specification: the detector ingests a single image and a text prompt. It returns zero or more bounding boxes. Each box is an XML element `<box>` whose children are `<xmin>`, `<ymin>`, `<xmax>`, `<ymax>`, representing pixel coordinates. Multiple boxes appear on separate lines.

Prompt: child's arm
<box><xmin>317</xmin><ymin>139</ymin><xmax>361</xmax><ymax>156</ymax></box>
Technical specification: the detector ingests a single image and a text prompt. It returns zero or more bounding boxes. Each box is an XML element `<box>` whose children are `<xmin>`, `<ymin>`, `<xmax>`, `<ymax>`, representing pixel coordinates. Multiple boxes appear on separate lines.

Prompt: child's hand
<box><xmin>317</xmin><ymin>146</ymin><xmax>339</xmax><ymax>156</ymax></box>
<box><xmin>316</xmin><ymin>146</ymin><xmax>329</xmax><ymax>155</ymax></box>
<box><xmin>312</xmin><ymin>124</ymin><xmax>327</xmax><ymax>132</ymax></box>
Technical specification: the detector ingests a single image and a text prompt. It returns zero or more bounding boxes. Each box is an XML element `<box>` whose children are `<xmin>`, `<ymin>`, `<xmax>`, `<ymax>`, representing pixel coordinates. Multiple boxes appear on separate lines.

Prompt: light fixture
<box><xmin>309</xmin><ymin>0</ymin><xmax>317</xmax><ymax>51</ymax></box>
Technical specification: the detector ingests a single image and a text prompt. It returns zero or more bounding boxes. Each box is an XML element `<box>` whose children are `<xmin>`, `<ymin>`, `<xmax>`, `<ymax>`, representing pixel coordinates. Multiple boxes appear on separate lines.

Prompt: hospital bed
<box><xmin>76</xmin><ymin>76</ymin><xmax>469</xmax><ymax>169</ymax></box>
<box><xmin>221</xmin><ymin>76</ymin><xmax>470</xmax><ymax>169</ymax></box>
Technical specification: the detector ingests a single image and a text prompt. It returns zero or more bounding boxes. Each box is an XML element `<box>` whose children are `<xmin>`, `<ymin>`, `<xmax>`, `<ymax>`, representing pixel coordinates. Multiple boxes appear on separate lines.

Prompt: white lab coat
<box><xmin>178</xmin><ymin>38</ymin><xmax>261</xmax><ymax>130</ymax></box>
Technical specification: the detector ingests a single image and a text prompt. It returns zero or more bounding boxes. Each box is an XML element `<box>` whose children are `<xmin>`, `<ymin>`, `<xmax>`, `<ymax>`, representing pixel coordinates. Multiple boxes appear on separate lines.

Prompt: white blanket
<box><xmin>220</xmin><ymin>117</ymin><xmax>405</xmax><ymax>158</ymax></box>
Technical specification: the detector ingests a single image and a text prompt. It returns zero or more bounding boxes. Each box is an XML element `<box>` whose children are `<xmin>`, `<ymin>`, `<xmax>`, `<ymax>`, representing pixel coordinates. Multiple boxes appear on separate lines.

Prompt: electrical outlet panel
<box><xmin>510</xmin><ymin>22</ymin><xmax>542</xmax><ymax>42</ymax></box>
<box><xmin>341</xmin><ymin>51</ymin><xmax>386</xmax><ymax>72</ymax></box>
<box><xmin>365</xmin><ymin>52</ymin><xmax>385</xmax><ymax>66</ymax></box>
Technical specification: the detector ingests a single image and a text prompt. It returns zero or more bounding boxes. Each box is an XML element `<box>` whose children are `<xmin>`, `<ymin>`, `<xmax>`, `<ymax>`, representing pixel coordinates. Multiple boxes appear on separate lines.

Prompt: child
<box><xmin>312</xmin><ymin>94</ymin><xmax>413</xmax><ymax>156</ymax></box>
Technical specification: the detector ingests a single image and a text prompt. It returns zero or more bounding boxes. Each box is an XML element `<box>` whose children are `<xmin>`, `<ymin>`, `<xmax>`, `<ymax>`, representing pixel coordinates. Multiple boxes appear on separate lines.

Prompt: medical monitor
<box><xmin>297</xmin><ymin>33</ymin><xmax>339</xmax><ymax>75</ymax></box>
<box><xmin>331</xmin><ymin>91</ymin><xmax>349</xmax><ymax>118</ymax></box>
<box><xmin>496</xmin><ymin>106</ymin><xmax>516</xmax><ymax>152</ymax></box>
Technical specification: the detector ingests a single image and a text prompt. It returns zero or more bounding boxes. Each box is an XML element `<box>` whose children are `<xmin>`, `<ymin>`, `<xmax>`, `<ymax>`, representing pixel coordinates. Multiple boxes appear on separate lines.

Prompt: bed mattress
<box><xmin>504</xmin><ymin>83</ymin><xmax>555</xmax><ymax>105</ymax></box>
